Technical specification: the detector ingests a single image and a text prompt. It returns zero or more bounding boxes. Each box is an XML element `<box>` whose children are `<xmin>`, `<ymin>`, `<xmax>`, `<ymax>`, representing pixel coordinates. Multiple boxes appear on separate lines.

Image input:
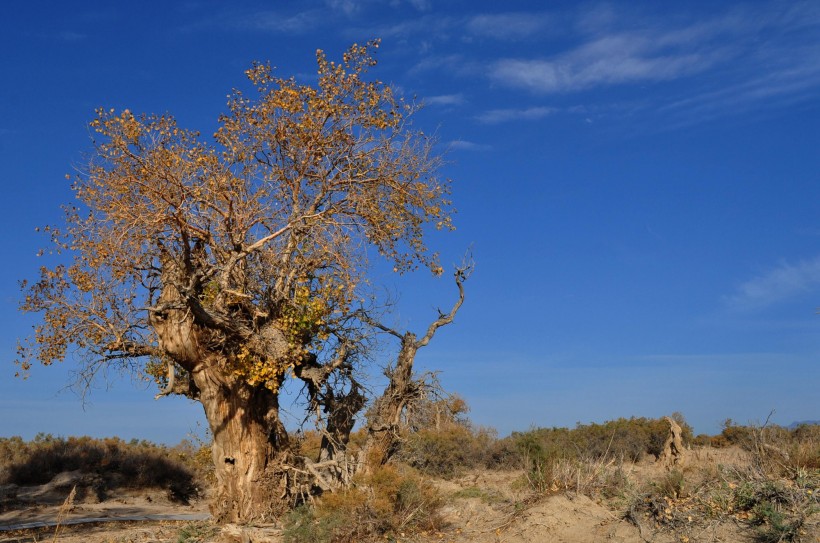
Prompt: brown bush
<box><xmin>397</xmin><ymin>425</ymin><xmax>496</xmax><ymax>478</ymax></box>
<box><xmin>283</xmin><ymin>464</ymin><xmax>443</xmax><ymax>543</ymax></box>
<box><xmin>716</xmin><ymin>419</ymin><xmax>755</xmax><ymax>447</ymax></box>
<box><xmin>714</xmin><ymin>420</ymin><xmax>820</xmax><ymax>473</ymax></box>
<box><xmin>0</xmin><ymin>434</ymin><xmax>207</xmax><ymax>502</ymax></box>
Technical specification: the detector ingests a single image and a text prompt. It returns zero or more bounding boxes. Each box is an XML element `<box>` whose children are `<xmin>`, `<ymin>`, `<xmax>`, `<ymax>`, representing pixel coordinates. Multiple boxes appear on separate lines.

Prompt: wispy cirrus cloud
<box><xmin>448</xmin><ymin>140</ymin><xmax>490</xmax><ymax>151</ymax></box>
<box><xmin>409</xmin><ymin>54</ymin><xmax>468</xmax><ymax>75</ymax></box>
<box><xmin>404</xmin><ymin>0</ymin><xmax>432</xmax><ymax>11</ymax></box>
<box><xmin>424</xmin><ymin>93</ymin><xmax>465</xmax><ymax>106</ymax></box>
<box><xmin>725</xmin><ymin>256</ymin><xmax>820</xmax><ymax>311</ymax></box>
<box><xmin>471</xmin><ymin>2</ymin><xmax>820</xmax><ymax>126</ymax></box>
<box><xmin>362</xmin><ymin>14</ymin><xmax>454</xmax><ymax>40</ymax></box>
<box><xmin>466</xmin><ymin>12</ymin><xmax>553</xmax><ymax>40</ymax></box>
<box><xmin>474</xmin><ymin>106</ymin><xmax>556</xmax><ymax>124</ymax></box>
<box><xmin>490</xmin><ymin>32</ymin><xmax>727</xmax><ymax>94</ymax></box>
<box><xmin>369</xmin><ymin>10</ymin><xmax>554</xmax><ymax>44</ymax></box>
<box><xmin>658</xmin><ymin>42</ymin><xmax>820</xmax><ymax>128</ymax></box>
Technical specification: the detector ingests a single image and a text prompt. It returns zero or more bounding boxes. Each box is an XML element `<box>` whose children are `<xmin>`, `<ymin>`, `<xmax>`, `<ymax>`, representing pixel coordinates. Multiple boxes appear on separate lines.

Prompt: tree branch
<box><xmin>417</xmin><ymin>260</ymin><xmax>472</xmax><ymax>348</ymax></box>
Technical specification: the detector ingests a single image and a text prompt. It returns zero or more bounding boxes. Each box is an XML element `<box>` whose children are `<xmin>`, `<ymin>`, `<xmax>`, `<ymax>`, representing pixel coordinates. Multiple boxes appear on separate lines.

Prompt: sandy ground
<box><xmin>0</xmin><ymin>474</ymin><xmax>210</xmax><ymax>543</ymax></box>
<box><xmin>421</xmin><ymin>470</ymin><xmax>754</xmax><ymax>543</ymax></box>
<box><xmin>1</xmin><ymin>448</ymin><xmax>817</xmax><ymax>543</ymax></box>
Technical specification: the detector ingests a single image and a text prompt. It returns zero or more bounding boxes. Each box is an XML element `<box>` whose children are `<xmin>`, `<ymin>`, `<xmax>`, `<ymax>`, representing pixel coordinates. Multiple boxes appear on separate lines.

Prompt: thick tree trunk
<box><xmin>150</xmin><ymin>270</ymin><xmax>298</xmax><ymax>524</ymax></box>
<box><xmin>192</xmin><ymin>361</ymin><xmax>291</xmax><ymax>524</ymax></box>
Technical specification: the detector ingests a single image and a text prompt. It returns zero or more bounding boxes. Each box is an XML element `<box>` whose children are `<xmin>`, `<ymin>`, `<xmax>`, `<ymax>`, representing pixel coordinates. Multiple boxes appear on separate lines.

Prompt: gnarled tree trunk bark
<box><xmin>360</xmin><ymin>336</ymin><xmax>418</xmax><ymax>472</ymax></box>
<box><xmin>192</xmin><ymin>360</ymin><xmax>292</xmax><ymax>523</ymax></box>
<box><xmin>151</xmin><ymin>275</ymin><xmax>296</xmax><ymax>524</ymax></box>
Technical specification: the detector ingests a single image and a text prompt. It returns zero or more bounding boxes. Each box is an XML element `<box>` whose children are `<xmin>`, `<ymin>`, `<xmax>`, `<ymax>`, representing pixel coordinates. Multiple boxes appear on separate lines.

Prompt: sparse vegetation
<box><xmin>2</xmin><ymin>414</ymin><xmax>817</xmax><ymax>542</ymax></box>
<box><xmin>175</xmin><ymin>521</ymin><xmax>219</xmax><ymax>543</ymax></box>
<box><xmin>283</xmin><ymin>464</ymin><xmax>443</xmax><ymax>543</ymax></box>
<box><xmin>0</xmin><ymin>434</ymin><xmax>210</xmax><ymax>502</ymax></box>
<box><xmin>625</xmin><ymin>419</ymin><xmax>820</xmax><ymax>543</ymax></box>
<box><xmin>398</xmin><ymin>425</ymin><xmax>497</xmax><ymax>478</ymax></box>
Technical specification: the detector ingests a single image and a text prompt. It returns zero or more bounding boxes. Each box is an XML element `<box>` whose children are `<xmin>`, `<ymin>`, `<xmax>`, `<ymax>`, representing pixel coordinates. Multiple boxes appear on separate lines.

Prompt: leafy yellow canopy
<box><xmin>19</xmin><ymin>41</ymin><xmax>453</xmax><ymax>392</ymax></box>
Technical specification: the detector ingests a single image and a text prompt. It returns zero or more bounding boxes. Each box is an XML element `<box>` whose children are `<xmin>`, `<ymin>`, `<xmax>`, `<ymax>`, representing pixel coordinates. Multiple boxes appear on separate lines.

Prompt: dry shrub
<box><xmin>768</xmin><ymin>424</ymin><xmax>820</xmax><ymax>472</ymax></box>
<box><xmin>705</xmin><ymin>470</ymin><xmax>819</xmax><ymax>543</ymax></box>
<box><xmin>398</xmin><ymin>425</ymin><xmax>496</xmax><ymax>478</ymax></box>
<box><xmin>0</xmin><ymin>434</ymin><xmax>206</xmax><ymax>502</ymax></box>
<box><xmin>390</xmin><ymin>391</ymin><xmax>499</xmax><ymax>478</ymax></box>
<box><xmin>712</xmin><ymin>419</ymin><xmax>756</xmax><ymax>448</ymax></box>
<box><xmin>292</xmin><ymin>429</ymin><xmax>324</xmax><ymax>461</ymax></box>
<box><xmin>283</xmin><ymin>464</ymin><xmax>443</xmax><ymax>543</ymax></box>
<box><xmin>500</xmin><ymin>415</ymin><xmax>693</xmax><ymax>497</ymax></box>
<box><xmin>719</xmin><ymin>420</ymin><xmax>820</xmax><ymax>475</ymax></box>
<box><xmin>395</xmin><ymin>414</ymin><xmax>694</xmax><ymax>498</ymax></box>
<box><xmin>507</xmin><ymin>415</ymin><xmax>692</xmax><ymax>466</ymax></box>
<box><xmin>0</xmin><ymin>436</ymin><xmax>30</xmax><ymax>469</ymax></box>
<box><xmin>513</xmin><ymin>435</ymin><xmax>633</xmax><ymax>499</ymax></box>
<box><xmin>172</xmin><ymin>438</ymin><xmax>215</xmax><ymax>486</ymax></box>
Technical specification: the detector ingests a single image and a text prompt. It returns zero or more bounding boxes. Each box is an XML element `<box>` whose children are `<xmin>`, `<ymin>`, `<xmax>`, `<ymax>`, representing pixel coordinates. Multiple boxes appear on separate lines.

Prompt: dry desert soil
<box><xmin>1</xmin><ymin>446</ymin><xmax>817</xmax><ymax>543</ymax></box>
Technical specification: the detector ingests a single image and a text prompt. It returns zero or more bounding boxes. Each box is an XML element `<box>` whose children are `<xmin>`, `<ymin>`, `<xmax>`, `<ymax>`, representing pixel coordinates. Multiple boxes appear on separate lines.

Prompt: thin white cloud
<box><xmin>407</xmin><ymin>0</ymin><xmax>431</xmax><ymax>11</ymax></box>
<box><xmin>448</xmin><ymin>140</ymin><xmax>490</xmax><ymax>151</ymax></box>
<box><xmin>474</xmin><ymin>106</ymin><xmax>556</xmax><ymax>124</ymax></box>
<box><xmin>424</xmin><ymin>93</ymin><xmax>465</xmax><ymax>106</ymax></box>
<box><xmin>468</xmin><ymin>1</ymin><xmax>819</xmax><ymax>127</ymax></box>
<box><xmin>466</xmin><ymin>12</ymin><xmax>553</xmax><ymax>40</ymax></box>
<box><xmin>658</xmin><ymin>41</ymin><xmax>820</xmax><ymax>128</ymax></box>
<box><xmin>725</xmin><ymin>256</ymin><xmax>820</xmax><ymax>311</ymax></box>
<box><xmin>490</xmin><ymin>33</ymin><xmax>724</xmax><ymax>94</ymax></box>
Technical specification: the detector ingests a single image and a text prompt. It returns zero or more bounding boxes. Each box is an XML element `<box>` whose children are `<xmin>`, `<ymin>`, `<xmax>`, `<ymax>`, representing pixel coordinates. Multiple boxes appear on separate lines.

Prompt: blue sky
<box><xmin>1</xmin><ymin>0</ymin><xmax>819</xmax><ymax>443</ymax></box>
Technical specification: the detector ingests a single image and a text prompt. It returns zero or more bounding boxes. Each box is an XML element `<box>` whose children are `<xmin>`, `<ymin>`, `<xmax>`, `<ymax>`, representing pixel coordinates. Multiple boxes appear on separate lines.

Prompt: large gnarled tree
<box><xmin>18</xmin><ymin>41</ymin><xmax>461</xmax><ymax>523</ymax></box>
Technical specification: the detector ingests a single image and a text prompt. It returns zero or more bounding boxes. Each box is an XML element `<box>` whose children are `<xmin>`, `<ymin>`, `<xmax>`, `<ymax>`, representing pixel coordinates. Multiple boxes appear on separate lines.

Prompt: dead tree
<box><xmin>660</xmin><ymin>416</ymin><xmax>686</xmax><ymax>468</ymax></box>
<box><xmin>358</xmin><ymin>262</ymin><xmax>471</xmax><ymax>472</ymax></box>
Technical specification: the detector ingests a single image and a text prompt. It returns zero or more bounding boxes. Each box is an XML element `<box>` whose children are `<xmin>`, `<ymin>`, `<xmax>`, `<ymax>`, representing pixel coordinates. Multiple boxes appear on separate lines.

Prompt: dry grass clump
<box><xmin>0</xmin><ymin>434</ymin><xmax>210</xmax><ymax>502</ymax></box>
<box><xmin>283</xmin><ymin>464</ymin><xmax>443</xmax><ymax>543</ymax></box>
<box><xmin>547</xmin><ymin>455</ymin><xmax>633</xmax><ymax>500</ymax></box>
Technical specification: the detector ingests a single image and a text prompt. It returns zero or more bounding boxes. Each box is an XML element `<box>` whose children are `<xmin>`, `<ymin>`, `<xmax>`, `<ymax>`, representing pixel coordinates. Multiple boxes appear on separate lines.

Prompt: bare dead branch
<box><xmin>417</xmin><ymin>258</ymin><xmax>473</xmax><ymax>348</ymax></box>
